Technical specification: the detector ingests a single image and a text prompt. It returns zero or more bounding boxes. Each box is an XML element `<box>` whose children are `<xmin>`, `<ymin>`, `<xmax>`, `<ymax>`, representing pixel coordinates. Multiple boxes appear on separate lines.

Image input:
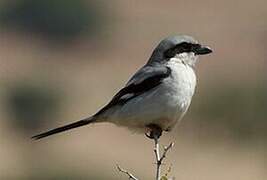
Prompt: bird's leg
<box><xmin>145</xmin><ymin>124</ymin><xmax>162</xmax><ymax>139</ymax></box>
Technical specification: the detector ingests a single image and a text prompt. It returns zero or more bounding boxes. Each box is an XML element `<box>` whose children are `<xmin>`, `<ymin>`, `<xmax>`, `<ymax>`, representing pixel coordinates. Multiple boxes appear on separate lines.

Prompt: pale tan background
<box><xmin>0</xmin><ymin>0</ymin><xmax>266</xmax><ymax>179</ymax></box>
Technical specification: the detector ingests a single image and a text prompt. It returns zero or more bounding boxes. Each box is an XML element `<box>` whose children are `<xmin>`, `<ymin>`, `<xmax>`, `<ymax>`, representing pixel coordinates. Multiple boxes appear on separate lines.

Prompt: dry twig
<box><xmin>117</xmin><ymin>129</ymin><xmax>174</xmax><ymax>180</ymax></box>
<box><xmin>153</xmin><ymin>135</ymin><xmax>174</xmax><ymax>180</ymax></box>
<box><xmin>116</xmin><ymin>164</ymin><xmax>139</xmax><ymax>180</ymax></box>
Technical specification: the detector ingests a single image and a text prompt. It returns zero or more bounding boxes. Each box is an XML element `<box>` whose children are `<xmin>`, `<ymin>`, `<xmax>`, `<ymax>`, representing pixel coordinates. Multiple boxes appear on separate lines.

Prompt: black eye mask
<box><xmin>164</xmin><ymin>42</ymin><xmax>201</xmax><ymax>58</ymax></box>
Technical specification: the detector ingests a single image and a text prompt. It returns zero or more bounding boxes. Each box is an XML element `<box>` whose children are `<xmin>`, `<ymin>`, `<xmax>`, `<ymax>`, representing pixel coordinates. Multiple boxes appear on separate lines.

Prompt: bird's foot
<box><xmin>145</xmin><ymin>124</ymin><xmax>162</xmax><ymax>139</ymax></box>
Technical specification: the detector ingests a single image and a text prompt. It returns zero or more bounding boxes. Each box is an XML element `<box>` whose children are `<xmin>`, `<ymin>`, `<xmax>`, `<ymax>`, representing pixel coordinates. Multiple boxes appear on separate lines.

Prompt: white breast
<box><xmin>147</xmin><ymin>58</ymin><xmax>196</xmax><ymax>130</ymax></box>
<box><xmin>166</xmin><ymin>58</ymin><xmax>197</xmax><ymax>114</ymax></box>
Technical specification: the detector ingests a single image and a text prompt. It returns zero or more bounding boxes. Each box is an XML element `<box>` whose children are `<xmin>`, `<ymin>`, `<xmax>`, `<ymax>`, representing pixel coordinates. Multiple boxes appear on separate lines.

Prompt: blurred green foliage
<box><xmin>0</xmin><ymin>0</ymin><xmax>105</xmax><ymax>41</ymax></box>
<box><xmin>6</xmin><ymin>82</ymin><xmax>62</xmax><ymax>132</ymax></box>
<box><xmin>190</xmin><ymin>82</ymin><xmax>267</xmax><ymax>143</ymax></box>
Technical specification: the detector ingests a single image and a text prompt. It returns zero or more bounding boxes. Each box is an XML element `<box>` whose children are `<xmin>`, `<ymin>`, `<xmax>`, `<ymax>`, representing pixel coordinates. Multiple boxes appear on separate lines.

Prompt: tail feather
<box><xmin>32</xmin><ymin>117</ymin><xmax>95</xmax><ymax>140</ymax></box>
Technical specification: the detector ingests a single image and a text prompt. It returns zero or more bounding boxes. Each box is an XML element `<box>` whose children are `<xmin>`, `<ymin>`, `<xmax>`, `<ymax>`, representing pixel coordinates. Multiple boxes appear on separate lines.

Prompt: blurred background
<box><xmin>0</xmin><ymin>0</ymin><xmax>266</xmax><ymax>179</ymax></box>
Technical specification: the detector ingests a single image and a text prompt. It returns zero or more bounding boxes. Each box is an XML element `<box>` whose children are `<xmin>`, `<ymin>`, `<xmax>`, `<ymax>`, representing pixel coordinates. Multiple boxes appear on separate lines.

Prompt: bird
<box><xmin>32</xmin><ymin>35</ymin><xmax>212</xmax><ymax>140</ymax></box>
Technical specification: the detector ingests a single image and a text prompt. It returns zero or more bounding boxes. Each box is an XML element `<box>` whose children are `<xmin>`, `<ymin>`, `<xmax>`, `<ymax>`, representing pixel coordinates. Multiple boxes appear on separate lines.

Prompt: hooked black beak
<box><xmin>194</xmin><ymin>46</ymin><xmax>212</xmax><ymax>55</ymax></box>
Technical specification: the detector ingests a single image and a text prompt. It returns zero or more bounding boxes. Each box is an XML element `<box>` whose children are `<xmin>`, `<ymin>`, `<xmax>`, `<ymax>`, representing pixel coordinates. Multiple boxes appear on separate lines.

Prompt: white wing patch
<box><xmin>120</xmin><ymin>93</ymin><xmax>135</xmax><ymax>100</ymax></box>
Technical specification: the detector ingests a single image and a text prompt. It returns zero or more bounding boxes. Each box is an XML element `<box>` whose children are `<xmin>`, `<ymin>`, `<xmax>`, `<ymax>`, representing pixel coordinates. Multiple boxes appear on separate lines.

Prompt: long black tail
<box><xmin>32</xmin><ymin>117</ymin><xmax>96</xmax><ymax>140</ymax></box>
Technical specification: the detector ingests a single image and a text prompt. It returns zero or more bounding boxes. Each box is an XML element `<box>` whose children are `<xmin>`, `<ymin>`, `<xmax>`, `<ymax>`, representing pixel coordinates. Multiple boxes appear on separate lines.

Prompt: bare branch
<box><xmin>160</xmin><ymin>142</ymin><xmax>174</xmax><ymax>162</ymax></box>
<box><xmin>153</xmin><ymin>136</ymin><xmax>174</xmax><ymax>180</ymax></box>
<box><xmin>116</xmin><ymin>164</ymin><xmax>139</xmax><ymax>180</ymax></box>
<box><xmin>153</xmin><ymin>136</ymin><xmax>161</xmax><ymax>180</ymax></box>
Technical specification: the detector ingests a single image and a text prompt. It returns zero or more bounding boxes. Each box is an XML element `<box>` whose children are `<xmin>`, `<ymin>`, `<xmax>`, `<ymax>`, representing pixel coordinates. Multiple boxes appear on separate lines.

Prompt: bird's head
<box><xmin>148</xmin><ymin>35</ymin><xmax>212</xmax><ymax>66</ymax></box>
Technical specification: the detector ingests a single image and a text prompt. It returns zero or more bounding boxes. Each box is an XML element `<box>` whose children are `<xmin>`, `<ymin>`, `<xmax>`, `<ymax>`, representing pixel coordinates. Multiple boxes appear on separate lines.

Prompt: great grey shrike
<box><xmin>32</xmin><ymin>35</ymin><xmax>212</xmax><ymax>140</ymax></box>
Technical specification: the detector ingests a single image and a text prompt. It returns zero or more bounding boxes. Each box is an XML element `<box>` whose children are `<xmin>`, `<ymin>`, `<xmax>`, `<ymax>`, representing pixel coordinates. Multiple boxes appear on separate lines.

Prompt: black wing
<box><xmin>94</xmin><ymin>65</ymin><xmax>171</xmax><ymax>117</ymax></box>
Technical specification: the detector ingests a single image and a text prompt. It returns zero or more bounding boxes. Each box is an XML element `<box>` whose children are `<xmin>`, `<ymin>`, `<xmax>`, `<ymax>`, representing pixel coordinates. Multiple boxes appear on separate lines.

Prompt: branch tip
<box><xmin>116</xmin><ymin>164</ymin><xmax>139</xmax><ymax>180</ymax></box>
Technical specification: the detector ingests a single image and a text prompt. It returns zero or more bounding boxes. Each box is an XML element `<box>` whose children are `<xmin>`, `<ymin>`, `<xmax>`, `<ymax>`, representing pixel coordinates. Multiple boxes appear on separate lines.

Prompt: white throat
<box><xmin>170</xmin><ymin>52</ymin><xmax>198</xmax><ymax>67</ymax></box>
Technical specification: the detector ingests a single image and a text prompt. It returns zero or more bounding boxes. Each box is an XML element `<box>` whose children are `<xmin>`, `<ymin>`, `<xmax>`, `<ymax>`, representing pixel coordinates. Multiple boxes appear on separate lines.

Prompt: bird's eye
<box><xmin>164</xmin><ymin>42</ymin><xmax>195</xmax><ymax>58</ymax></box>
<box><xmin>179</xmin><ymin>42</ymin><xmax>192</xmax><ymax>52</ymax></box>
<box><xmin>191</xmin><ymin>44</ymin><xmax>201</xmax><ymax>51</ymax></box>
